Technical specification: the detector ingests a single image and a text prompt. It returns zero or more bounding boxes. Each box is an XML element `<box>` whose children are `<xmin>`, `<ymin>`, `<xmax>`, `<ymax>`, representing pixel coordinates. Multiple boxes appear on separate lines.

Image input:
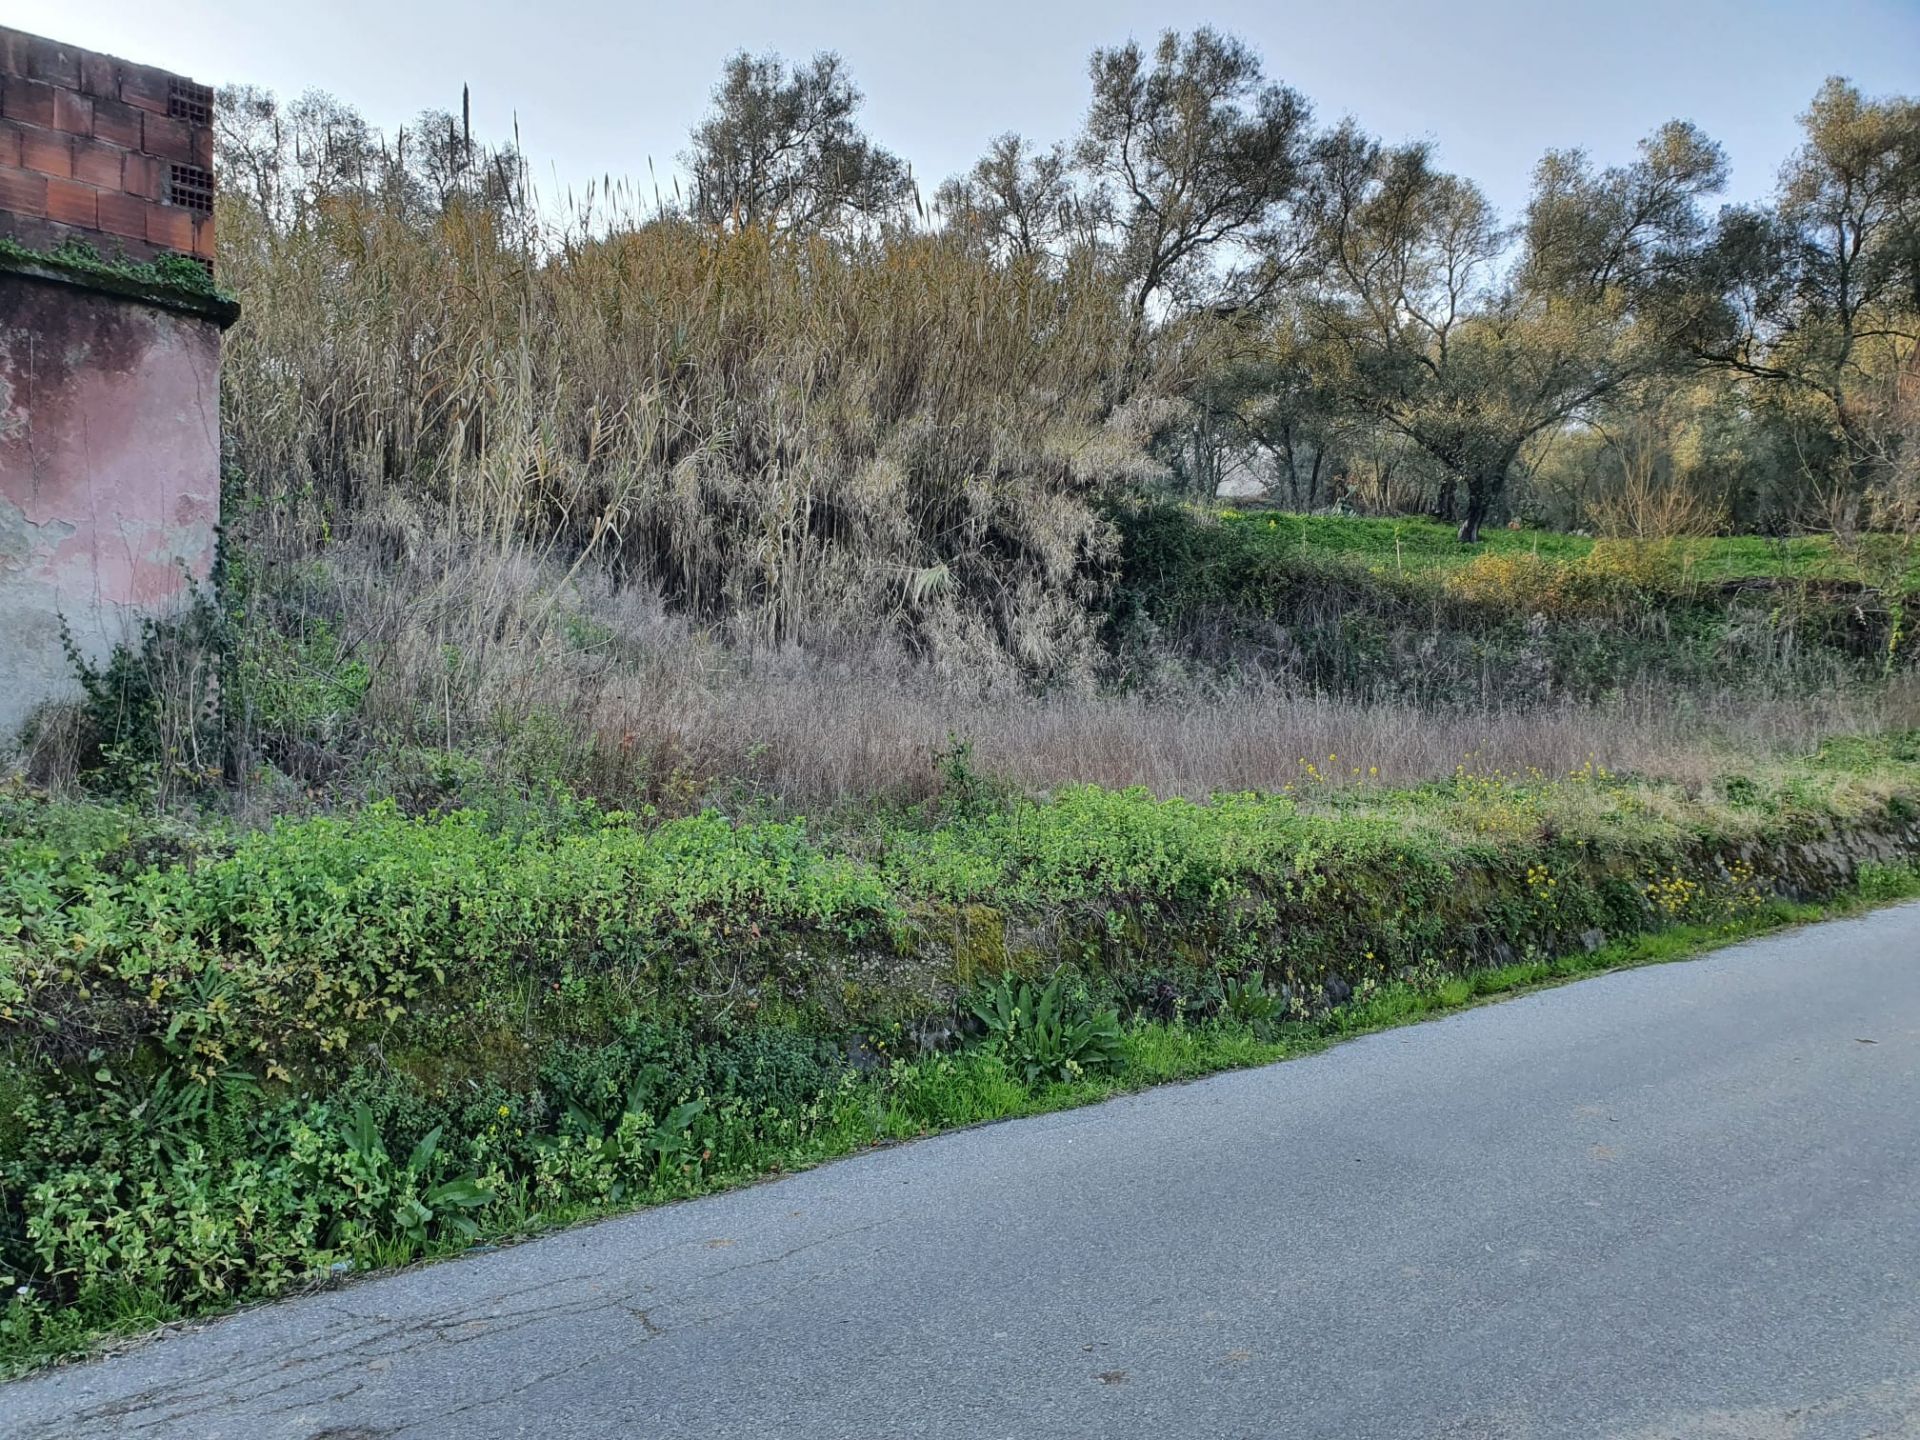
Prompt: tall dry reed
<box><xmin>217</xmin><ymin>171</ymin><xmax>1193</xmax><ymax>685</ymax></box>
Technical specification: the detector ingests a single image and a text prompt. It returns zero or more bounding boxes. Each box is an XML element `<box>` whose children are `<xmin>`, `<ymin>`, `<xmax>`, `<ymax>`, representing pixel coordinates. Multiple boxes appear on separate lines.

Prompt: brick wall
<box><xmin>0</xmin><ymin>26</ymin><xmax>215</xmax><ymax>270</ymax></box>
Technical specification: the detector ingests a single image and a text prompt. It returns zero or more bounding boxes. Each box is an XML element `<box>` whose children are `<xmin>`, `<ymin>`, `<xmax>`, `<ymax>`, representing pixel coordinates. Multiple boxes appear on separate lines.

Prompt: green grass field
<box><xmin>1214</xmin><ymin>508</ymin><xmax>1907</xmax><ymax>585</ymax></box>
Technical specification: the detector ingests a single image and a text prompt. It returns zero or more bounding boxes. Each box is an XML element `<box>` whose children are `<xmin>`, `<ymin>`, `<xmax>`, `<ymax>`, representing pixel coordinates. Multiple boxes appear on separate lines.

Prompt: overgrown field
<box><xmin>5</xmin><ymin>732</ymin><xmax>1920</xmax><ymax>1369</ymax></box>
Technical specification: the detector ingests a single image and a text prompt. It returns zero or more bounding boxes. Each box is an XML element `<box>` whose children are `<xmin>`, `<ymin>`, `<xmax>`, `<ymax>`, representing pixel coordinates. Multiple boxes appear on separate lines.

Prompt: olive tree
<box><xmin>684</xmin><ymin>51</ymin><xmax>911</xmax><ymax>232</ymax></box>
<box><xmin>1692</xmin><ymin>78</ymin><xmax>1920</xmax><ymax>511</ymax></box>
<box><xmin>1078</xmin><ymin>28</ymin><xmax>1311</xmax><ymax>333</ymax></box>
<box><xmin>936</xmin><ymin>133</ymin><xmax>1079</xmax><ymax>262</ymax></box>
<box><xmin>1304</xmin><ymin>120</ymin><xmax>1725</xmax><ymax>540</ymax></box>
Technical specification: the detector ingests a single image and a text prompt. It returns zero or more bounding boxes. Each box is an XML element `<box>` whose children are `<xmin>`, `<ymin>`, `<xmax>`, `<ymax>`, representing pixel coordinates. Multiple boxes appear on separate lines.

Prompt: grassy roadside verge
<box><xmin>4</xmin><ymin>735</ymin><xmax>1920</xmax><ymax>1375</ymax></box>
<box><xmin>6</xmin><ymin>865</ymin><xmax>1917</xmax><ymax>1378</ymax></box>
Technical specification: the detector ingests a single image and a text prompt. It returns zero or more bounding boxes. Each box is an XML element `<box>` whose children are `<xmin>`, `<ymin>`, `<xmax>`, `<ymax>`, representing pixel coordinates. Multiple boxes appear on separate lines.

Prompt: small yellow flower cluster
<box><xmin>1446</xmin><ymin>751</ymin><xmax>1556</xmax><ymax>835</ymax></box>
<box><xmin>1644</xmin><ymin>867</ymin><xmax>1702</xmax><ymax>918</ymax></box>
<box><xmin>1282</xmin><ymin>755</ymin><xmax>1381</xmax><ymax>794</ymax></box>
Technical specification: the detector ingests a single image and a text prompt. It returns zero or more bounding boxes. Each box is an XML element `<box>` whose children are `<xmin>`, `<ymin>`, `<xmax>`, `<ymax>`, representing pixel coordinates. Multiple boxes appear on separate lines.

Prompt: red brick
<box><xmin>122</xmin><ymin>151</ymin><xmax>160</xmax><ymax>199</ymax></box>
<box><xmin>25</xmin><ymin>36</ymin><xmax>80</xmax><ymax>89</ymax></box>
<box><xmin>79</xmin><ymin>52</ymin><xmax>119</xmax><ymax>99</ymax></box>
<box><xmin>0</xmin><ymin>117</ymin><xmax>20</xmax><ymax>168</ymax></box>
<box><xmin>96</xmin><ymin>188</ymin><xmax>148</xmax><ymax>240</ymax></box>
<box><xmin>20</xmin><ymin>129</ymin><xmax>70</xmax><ymax>178</ymax></box>
<box><xmin>190</xmin><ymin>124</ymin><xmax>212</xmax><ymax>169</ymax></box>
<box><xmin>72</xmin><ymin>137</ymin><xmax>122</xmax><ymax>189</ymax></box>
<box><xmin>119</xmin><ymin>66</ymin><xmax>171</xmax><ymax>115</ymax></box>
<box><xmin>191</xmin><ymin>214</ymin><xmax>214</xmax><ymax>260</ymax></box>
<box><xmin>142</xmin><ymin>111</ymin><xmax>191</xmax><ymax>161</ymax></box>
<box><xmin>92</xmin><ymin>96</ymin><xmax>141</xmax><ymax>148</ymax></box>
<box><xmin>44</xmin><ymin>174</ymin><xmax>95</xmax><ymax>227</ymax></box>
<box><xmin>1</xmin><ymin>76</ymin><xmax>53</xmax><ymax>128</ymax></box>
<box><xmin>0</xmin><ymin>162</ymin><xmax>47</xmax><ymax>218</ymax></box>
<box><xmin>52</xmin><ymin>86</ymin><xmax>92</xmax><ymax>136</ymax></box>
<box><xmin>146</xmin><ymin>202</ymin><xmax>191</xmax><ymax>250</ymax></box>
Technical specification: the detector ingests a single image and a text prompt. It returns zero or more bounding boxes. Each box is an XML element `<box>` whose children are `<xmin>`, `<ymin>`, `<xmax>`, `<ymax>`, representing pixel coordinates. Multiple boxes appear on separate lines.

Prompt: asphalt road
<box><xmin>8</xmin><ymin>903</ymin><xmax>1920</xmax><ymax>1440</ymax></box>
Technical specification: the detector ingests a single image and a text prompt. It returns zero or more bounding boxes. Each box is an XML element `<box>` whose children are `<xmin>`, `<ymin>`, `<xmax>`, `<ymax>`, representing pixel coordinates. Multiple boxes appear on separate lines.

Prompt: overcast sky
<box><xmin>24</xmin><ymin>0</ymin><xmax>1920</xmax><ymax>220</ymax></box>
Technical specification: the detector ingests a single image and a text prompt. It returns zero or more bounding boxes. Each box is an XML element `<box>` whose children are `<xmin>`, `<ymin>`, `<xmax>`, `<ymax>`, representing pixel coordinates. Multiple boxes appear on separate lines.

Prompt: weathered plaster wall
<box><xmin>0</xmin><ymin>271</ymin><xmax>220</xmax><ymax>740</ymax></box>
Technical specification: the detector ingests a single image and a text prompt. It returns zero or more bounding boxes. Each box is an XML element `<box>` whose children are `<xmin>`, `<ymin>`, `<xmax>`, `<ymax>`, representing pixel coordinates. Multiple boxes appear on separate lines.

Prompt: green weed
<box><xmin>3</xmin><ymin>738</ymin><xmax>1919</xmax><ymax>1373</ymax></box>
<box><xmin>969</xmin><ymin>970</ymin><xmax>1124</xmax><ymax>1084</ymax></box>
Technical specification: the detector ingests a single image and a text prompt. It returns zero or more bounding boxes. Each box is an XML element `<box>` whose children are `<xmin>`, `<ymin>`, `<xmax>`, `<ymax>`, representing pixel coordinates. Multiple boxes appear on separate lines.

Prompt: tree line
<box><xmin>217</xmin><ymin>28</ymin><xmax>1919</xmax><ymax>541</ymax></box>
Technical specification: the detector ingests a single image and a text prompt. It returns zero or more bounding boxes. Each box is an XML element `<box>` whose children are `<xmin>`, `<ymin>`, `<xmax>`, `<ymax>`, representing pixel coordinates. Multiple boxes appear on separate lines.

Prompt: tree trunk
<box><xmin>1191</xmin><ymin>420</ymin><xmax>1220</xmax><ymax>499</ymax></box>
<box><xmin>1458</xmin><ymin>457</ymin><xmax>1511</xmax><ymax>543</ymax></box>
<box><xmin>1457</xmin><ymin>479</ymin><xmax>1488</xmax><ymax>541</ymax></box>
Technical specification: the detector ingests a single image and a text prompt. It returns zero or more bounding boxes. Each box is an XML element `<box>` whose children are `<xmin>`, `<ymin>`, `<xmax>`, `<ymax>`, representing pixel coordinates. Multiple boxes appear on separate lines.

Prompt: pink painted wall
<box><xmin>0</xmin><ymin>272</ymin><xmax>220</xmax><ymax>739</ymax></box>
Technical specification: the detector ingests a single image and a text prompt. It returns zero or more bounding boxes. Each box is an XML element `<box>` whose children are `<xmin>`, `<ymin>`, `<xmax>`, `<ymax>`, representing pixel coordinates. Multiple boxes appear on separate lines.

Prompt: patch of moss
<box><xmin>949</xmin><ymin>903</ymin><xmax>1008</xmax><ymax>984</ymax></box>
<box><xmin>0</xmin><ymin>235</ymin><xmax>238</xmax><ymax>322</ymax></box>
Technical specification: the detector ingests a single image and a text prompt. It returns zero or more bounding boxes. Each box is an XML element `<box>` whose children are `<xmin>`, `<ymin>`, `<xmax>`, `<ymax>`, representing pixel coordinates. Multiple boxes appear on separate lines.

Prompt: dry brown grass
<box><xmin>694</xmin><ymin>674</ymin><xmax>1920</xmax><ymax>803</ymax></box>
<box><xmin>231</xmin><ymin>528</ymin><xmax>1919</xmax><ymax>814</ymax></box>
